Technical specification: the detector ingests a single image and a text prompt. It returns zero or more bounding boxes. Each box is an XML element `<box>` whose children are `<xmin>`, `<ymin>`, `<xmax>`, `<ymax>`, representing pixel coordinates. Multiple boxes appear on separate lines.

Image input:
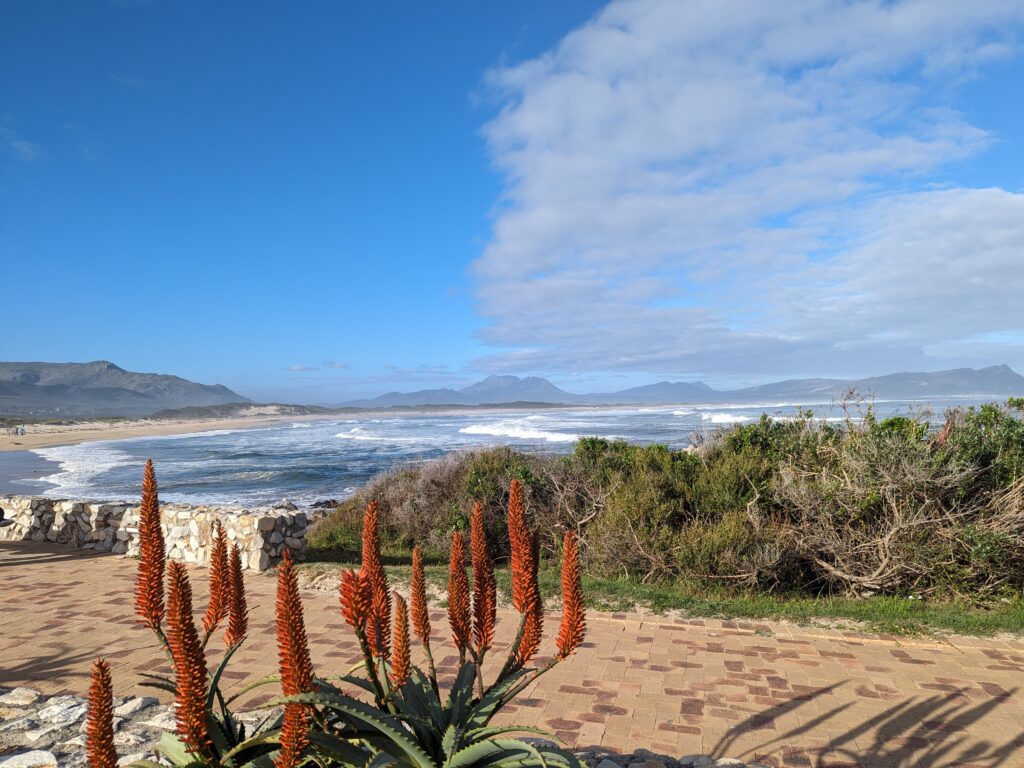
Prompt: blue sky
<box><xmin>2</xmin><ymin>1</ymin><xmax>1023</xmax><ymax>403</ymax></box>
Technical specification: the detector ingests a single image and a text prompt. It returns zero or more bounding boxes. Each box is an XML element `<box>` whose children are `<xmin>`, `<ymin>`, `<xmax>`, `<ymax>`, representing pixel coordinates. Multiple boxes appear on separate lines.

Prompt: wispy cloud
<box><xmin>285</xmin><ymin>364</ymin><xmax>319</xmax><ymax>372</ymax></box>
<box><xmin>323</xmin><ymin>360</ymin><xmax>349</xmax><ymax>369</ymax></box>
<box><xmin>1</xmin><ymin>126</ymin><xmax>41</xmax><ymax>162</ymax></box>
<box><xmin>474</xmin><ymin>0</ymin><xmax>1024</xmax><ymax>381</ymax></box>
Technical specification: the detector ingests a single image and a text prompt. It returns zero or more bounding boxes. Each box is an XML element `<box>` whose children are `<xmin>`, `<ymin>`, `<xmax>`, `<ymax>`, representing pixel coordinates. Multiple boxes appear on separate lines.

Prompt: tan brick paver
<box><xmin>2</xmin><ymin>541</ymin><xmax>1022</xmax><ymax>767</ymax></box>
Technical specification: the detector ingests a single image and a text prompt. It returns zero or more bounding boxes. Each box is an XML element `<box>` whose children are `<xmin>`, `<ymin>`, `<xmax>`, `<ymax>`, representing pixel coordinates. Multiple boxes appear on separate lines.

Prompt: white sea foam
<box><xmin>334</xmin><ymin>427</ymin><xmax>387</xmax><ymax>441</ymax></box>
<box><xmin>459</xmin><ymin>420</ymin><xmax>579</xmax><ymax>443</ymax></box>
<box><xmin>701</xmin><ymin>413</ymin><xmax>753</xmax><ymax>424</ymax></box>
<box><xmin>672</xmin><ymin>409</ymin><xmax>696</xmax><ymax>416</ymax></box>
<box><xmin>32</xmin><ymin>442</ymin><xmax>133</xmax><ymax>496</ymax></box>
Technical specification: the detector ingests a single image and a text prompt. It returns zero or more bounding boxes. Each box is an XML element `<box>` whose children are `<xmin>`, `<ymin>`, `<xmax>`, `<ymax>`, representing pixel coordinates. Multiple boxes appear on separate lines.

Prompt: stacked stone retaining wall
<box><xmin>0</xmin><ymin>495</ymin><xmax>311</xmax><ymax>571</ymax></box>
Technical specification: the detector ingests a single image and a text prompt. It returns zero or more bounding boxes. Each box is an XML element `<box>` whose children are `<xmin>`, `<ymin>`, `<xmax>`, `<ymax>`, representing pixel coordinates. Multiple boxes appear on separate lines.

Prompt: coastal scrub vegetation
<box><xmin>309</xmin><ymin>400</ymin><xmax>1024</xmax><ymax>604</ymax></box>
<box><xmin>88</xmin><ymin>465</ymin><xmax>587</xmax><ymax>767</ymax></box>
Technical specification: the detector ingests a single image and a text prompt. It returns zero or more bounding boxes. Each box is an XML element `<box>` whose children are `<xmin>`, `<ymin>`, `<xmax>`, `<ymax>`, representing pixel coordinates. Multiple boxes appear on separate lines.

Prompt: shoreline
<box><xmin>0</xmin><ymin>402</ymin><xmax>619</xmax><ymax>454</ymax></box>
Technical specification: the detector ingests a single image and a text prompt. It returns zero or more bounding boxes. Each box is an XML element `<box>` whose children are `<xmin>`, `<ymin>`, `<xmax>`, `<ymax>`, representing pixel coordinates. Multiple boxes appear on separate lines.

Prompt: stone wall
<box><xmin>0</xmin><ymin>496</ymin><xmax>312</xmax><ymax>571</ymax></box>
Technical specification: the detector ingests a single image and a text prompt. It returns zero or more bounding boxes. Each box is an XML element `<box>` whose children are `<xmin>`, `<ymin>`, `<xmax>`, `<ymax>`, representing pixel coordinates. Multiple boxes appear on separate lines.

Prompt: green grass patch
<box><xmin>297</xmin><ymin>555</ymin><xmax>1024</xmax><ymax>639</ymax></box>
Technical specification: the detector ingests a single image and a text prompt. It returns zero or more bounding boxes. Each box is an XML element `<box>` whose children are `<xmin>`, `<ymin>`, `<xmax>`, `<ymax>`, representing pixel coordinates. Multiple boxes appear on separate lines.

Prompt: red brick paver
<box><xmin>2</xmin><ymin>542</ymin><xmax>1022</xmax><ymax>767</ymax></box>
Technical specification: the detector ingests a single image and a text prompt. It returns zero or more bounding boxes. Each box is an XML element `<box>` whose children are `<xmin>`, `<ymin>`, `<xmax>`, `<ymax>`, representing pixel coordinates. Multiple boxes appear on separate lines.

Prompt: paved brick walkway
<box><xmin>2</xmin><ymin>542</ymin><xmax>1023</xmax><ymax>767</ymax></box>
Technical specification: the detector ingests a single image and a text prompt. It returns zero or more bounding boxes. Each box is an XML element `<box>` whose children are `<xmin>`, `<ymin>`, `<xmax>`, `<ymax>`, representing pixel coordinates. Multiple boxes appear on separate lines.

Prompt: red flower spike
<box><xmin>507</xmin><ymin>481</ymin><xmax>543</xmax><ymax>666</ymax></box>
<box><xmin>556</xmin><ymin>531</ymin><xmax>586</xmax><ymax>659</ymax></box>
<box><xmin>133</xmin><ymin>460</ymin><xmax>165</xmax><ymax>630</ymax></box>
<box><xmin>391</xmin><ymin>591</ymin><xmax>411</xmax><ymax>688</ymax></box>
<box><xmin>86</xmin><ymin>658</ymin><xmax>118</xmax><ymax>768</ymax></box>
<box><xmin>224</xmin><ymin>543</ymin><xmax>248</xmax><ymax>648</ymax></box>
<box><xmin>202</xmin><ymin>520</ymin><xmax>229</xmax><ymax>634</ymax></box>
<box><xmin>360</xmin><ymin>501</ymin><xmax>392</xmax><ymax>658</ymax></box>
<box><xmin>274</xmin><ymin>550</ymin><xmax>314</xmax><ymax>768</ymax></box>
<box><xmin>470</xmin><ymin>502</ymin><xmax>496</xmax><ymax>652</ymax></box>
<box><xmin>340</xmin><ymin>568</ymin><xmax>371</xmax><ymax>630</ymax></box>
<box><xmin>410</xmin><ymin>546</ymin><xmax>431</xmax><ymax>645</ymax></box>
<box><xmin>447</xmin><ymin>531</ymin><xmax>472</xmax><ymax>655</ymax></box>
<box><xmin>166</xmin><ymin>562</ymin><xmax>211</xmax><ymax>757</ymax></box>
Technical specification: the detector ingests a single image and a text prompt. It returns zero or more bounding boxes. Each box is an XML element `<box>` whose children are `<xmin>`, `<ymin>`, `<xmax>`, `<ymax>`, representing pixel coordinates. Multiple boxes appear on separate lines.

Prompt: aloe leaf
<box><xmin>277</xmin><ymin>691</ymin><xmax>434</xmax><ymax>768</ymax></box>
<box><xmin>306</xmin><ymin>731</ymin><xmax>373</xmax><ymax>765</ymax></box>
<box><xmin>139</xmin><ymin>679</ymin><xmax>177</xmax><ymax>695</ymax></box>
<box><xmin>206</xmin><ymin>640</ymin><xmax>243</xmax><ymax>711</ymax></box>
<box><xmin>155</xmin><ymin>731</ymin><xmax>194</xmax><ymax>764</ymax></box>
<box><xmin>461</xmin><ymin>725</ymin><xmax>555</xmax><ymax>745</ymax></box>
<box><xmin>464</xmin><ymin>670</ymin><xmax>532</xmax><ymax>730</ymax></box>
<box><xmin>446</xmin><ymin>662</ymin><xmax>477</xmax><ymax>729</ymax></box>
<box><xmin>224</xmin><ymin>674</ymin><xmax>282</xmax><ymax>705</ymax></box>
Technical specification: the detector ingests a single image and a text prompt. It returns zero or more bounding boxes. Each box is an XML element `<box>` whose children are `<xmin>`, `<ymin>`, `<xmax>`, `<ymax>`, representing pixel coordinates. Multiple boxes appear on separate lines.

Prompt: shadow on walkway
<box><xmin>711</xmin><ymin>681</ymin><xmax>1024</xmax><ymax>767</ymax></box>
<box><xmin>0</xmin><ymin>540</ymin><xmax>121</xmax><ymax>567</ymax></box>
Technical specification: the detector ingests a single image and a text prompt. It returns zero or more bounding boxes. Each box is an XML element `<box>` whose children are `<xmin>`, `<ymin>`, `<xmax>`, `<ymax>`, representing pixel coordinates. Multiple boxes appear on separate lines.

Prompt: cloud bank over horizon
<box><xmin>472</xmin><ymin>0</ymin><xmax>1024</xmax><ymax>384</ymax></box>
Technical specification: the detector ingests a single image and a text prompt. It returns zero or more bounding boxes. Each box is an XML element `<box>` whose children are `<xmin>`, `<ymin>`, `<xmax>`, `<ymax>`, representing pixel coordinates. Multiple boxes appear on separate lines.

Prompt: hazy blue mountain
<box><xmin>343</xmin><ymin>375</ymin><xmax>580</xmax><ymax>407</ymax></box>
<box><xmin>342</xmin><ymin>366</ymin><xmax>1024</xmax><ymax>408</ymax></box>
<box><xmin>0</xmin><ymin>361</ymin><xmax>249</xmax><ymax>417</ymax></box>
<box><xmin>732</xmin><ymin>365</ymin><xmax>1024</xmax><ymax>402</ymax></box>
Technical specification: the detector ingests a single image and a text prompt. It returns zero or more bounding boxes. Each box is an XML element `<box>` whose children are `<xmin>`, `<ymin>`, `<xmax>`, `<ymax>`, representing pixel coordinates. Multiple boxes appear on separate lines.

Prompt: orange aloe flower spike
<box><xmin>360</xmin><ymin>501</ymin><xmax>392</xmax><ymax>659</ymax></box>
<box><xmin>391</xmin><ymin>591</ymin><xmax>411</xmax><ymax>688</ymax></box>
<box><xmin>224</xmin><ymin>543</ymin><xmax>249</xmax><ymax>648</ymax></box>
<box><xmin>470</xmin><ymin>502</ymin><xmax>496</xmax><ymax>652</ymax></box>
<box><xmin>166</xmin><ymin>561</ymin><xmax>211</xmax><ymax>757</ymax></box>
<box><xmin>507</xmin><ymin>481</ymin><xmax>543</xmax><ymax>666</ymax></box>
<box><xmin>556</xmin><ymin>531</ymin><xmax>586</xmax><ymax>659</ymax></box>
<box><xmin>202</xmin><ymin>520</ymin><xmax>229</xmax><ymax>634</ymax></box>
<box><xmin>86</xmin><ymin>658</ymin><xmax>118</xmax><ymax>768</ymax></box>
<box><xmin>133</xmin><ymin>459</ymin><xmax>165</xmax><ymax>630</ymax></box>
<box><xmin>410</xmin><ymin>546</ymin><xmax>431</xmax><ymax>645</ymax></box>
<box><xmin>447</xmin><ymin>531</ymin><xmax>472</xmax><ymax>657</ymax></box>
<box><xmin>274</xmin><ymin>550</ymin><xmax>314</xmax><ymax>768</ymax></box>
<box><xmin>340</xmin><ymin>568</ymin><xmax>371</xmax><ymax>630</ymax></box>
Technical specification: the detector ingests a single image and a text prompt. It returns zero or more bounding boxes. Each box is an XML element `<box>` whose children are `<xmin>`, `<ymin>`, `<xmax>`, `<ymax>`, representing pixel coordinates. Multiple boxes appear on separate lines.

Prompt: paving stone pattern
<box><xmin>1</xmin><ymin>542</ymin><xmax>1022</xmax><ymax>767</ymax></box>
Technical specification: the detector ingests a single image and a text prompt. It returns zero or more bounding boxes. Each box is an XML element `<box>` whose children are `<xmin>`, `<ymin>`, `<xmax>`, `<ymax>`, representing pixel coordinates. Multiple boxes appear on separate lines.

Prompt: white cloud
<box><xmin>473</xmin><ymin>0</ymin><xmax>1024</xmax><ymax>381</ymax></box>
<box><xmin>285</xmin><ymin>364</ymin><xmax>318</xmax><ymax>372</ymax></box>
<box><xmin>323</xmin><ymin>360</ymin><xmax>349</xmax><ymax>370</ymax></box>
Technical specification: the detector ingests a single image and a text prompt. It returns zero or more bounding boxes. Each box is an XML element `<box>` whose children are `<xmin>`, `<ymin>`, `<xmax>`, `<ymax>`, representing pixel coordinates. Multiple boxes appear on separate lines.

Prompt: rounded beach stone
<box><xmin>0</xmin><ymin>753</ymin><xmax>58</xmax><ymax>768</ymax></box>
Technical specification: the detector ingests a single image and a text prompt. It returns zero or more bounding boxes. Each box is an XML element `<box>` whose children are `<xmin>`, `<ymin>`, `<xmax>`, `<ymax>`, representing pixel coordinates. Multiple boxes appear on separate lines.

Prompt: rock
<box><xmin>0</xmin><ymin>687</ymin><xmax>42</xmax><ymax>706</ymax></box>
<box><xmin>0</xmin><ymin>716</ymin><xmax>36</xmax><ymax>733</ymax></box>
<box><xmin>275</xmin><ymin>499</ymin><xmax>298</xmax><ymax>511</ymax></box>
<box><xmin>714</xmin><ymin>760</ymin><xmax>746</xmax><ymax>767</ymax></box>
<box><xmin>629</xmin><ymin>762</ymin><xmax>667</xmax><ymax>768</ymax></box>
<box><xmin>113</xmin><ymin>696</ymin><xmax>158</xmax><ymax>717</ymax></box>
<box><xmin>24</xmin><ymin>723</ymin><xmax>65</xmax><ymax>742</ymax></box>
<box><xmin>118</xmin><ymin>756</ymin><xmax>149</xmax><ymax>768</ymax></box>
<box><xmin>679</xmin><ymin>758</ymin><xmax>715</xmax><ymax>768</ymax></box>
<box><xmin>142</xmin><ymin>708</ymin><xmax>177</xmax><ymax>730</ymax></box>
<box><xmin>597</xmin><ymin>761</ymin><xmax>621</xmax><ymax>768</ymax></box>
<box><xmin>310</xmin><ymin>499</ymin><xmax>339</xmax><ymax>509</ymax></box>
<box><xmin>257</xmin><ymin>516</ymin><xmax>276</xmax><ymax>532</ymax></box>
<box><xmin>114</xmin><ymin>729</ymin><xmax>149</xmax><ymax>747</ymax></box>
<box><xmin>36</xmin><ymin>695</ymin><xmax>86</xmax><ymax>724</ymax></box>
<box><xmin>0</xmin><ymin>753</ymin><xmax>58</xmax><ymax>768</ymax></box>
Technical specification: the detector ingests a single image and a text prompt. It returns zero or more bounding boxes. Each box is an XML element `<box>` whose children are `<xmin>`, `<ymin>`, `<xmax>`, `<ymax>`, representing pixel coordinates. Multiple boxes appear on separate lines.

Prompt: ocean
<box><xmin>4</xmin><ymin>398</ymin><xmax>995</xmax><ymax>506</ymax></box>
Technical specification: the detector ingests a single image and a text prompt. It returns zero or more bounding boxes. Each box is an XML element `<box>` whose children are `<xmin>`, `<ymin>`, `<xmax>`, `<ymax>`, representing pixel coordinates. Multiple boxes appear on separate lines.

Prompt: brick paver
<box><xmin>2</xmin><ymin>541</ymin><xmax>1022</xmax><ymax>767</ymax></box>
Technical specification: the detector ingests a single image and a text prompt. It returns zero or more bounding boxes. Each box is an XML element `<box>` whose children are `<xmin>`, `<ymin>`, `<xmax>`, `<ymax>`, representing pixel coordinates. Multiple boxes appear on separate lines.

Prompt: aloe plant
<box><xmin>86</xmin><ymin>466</ymin><xmax>589</xmax><ymax>768</ymax></box>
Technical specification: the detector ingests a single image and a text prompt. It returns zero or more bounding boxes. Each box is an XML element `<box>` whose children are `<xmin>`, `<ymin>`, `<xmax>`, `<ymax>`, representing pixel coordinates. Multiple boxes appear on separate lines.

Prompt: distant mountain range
<box><xmin>343</xmin><ymin>365</ymin><xmax>1024</xmax><ymax>407</ymax></box>
<box><xmin>3</xmin><ymin>361</ymin><xmax>1021</xmax><ymax>419</ymax></box>
<box><xmin>0</xmin><ymin>361</ymin><xmax>249</xmax><ymax>417</ymax></box>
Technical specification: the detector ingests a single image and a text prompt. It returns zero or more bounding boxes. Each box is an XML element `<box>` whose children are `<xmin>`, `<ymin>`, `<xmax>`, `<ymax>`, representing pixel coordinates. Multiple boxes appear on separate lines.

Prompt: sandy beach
<box><xmin>0</xmin><ymin>412</ymin><xmax>333</xmax><ymax>453</ymax></box>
